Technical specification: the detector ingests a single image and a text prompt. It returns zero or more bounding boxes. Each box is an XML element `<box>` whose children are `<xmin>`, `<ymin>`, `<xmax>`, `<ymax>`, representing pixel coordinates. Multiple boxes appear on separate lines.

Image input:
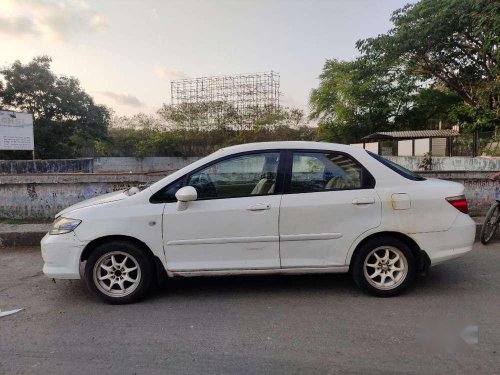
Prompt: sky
<box><xmin>0</xmin><ymin>0</ymin><xmax>415</xmax><ymax>116</ymax></box>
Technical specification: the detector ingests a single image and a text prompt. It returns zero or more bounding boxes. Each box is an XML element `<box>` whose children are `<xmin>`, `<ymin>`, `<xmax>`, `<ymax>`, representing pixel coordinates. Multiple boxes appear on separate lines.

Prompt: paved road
<box><xmin>1</xmin><ymin>243</ymin><xmax>499</xmax><ymax>374</ymax></box>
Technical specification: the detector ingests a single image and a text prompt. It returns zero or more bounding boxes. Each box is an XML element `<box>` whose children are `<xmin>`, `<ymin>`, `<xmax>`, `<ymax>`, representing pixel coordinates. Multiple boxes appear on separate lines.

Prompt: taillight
<box><xmin>446</xmin><ymin>195</ymin><xmax>469</xmax><ymax>214</ymax></box>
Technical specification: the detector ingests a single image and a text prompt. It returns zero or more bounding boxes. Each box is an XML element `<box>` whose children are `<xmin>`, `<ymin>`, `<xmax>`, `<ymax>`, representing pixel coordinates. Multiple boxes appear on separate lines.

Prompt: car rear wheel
<box><xmin>84</xmin><ymin>240</ymin><xmax>152</xmax><ymax>304</ymax></box>
<box><xmin>352</xmin><ymin>236</ymin><xmax>416</xmax><ymax>297</ymax></box>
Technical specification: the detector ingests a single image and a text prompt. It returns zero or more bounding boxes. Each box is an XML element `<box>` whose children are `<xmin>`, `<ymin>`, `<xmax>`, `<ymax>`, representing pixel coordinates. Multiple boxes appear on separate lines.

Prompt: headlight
<box><xmin>50</xmin><ymin>217</ymin><xmax>82</xmax><ymax>235</ymax></box>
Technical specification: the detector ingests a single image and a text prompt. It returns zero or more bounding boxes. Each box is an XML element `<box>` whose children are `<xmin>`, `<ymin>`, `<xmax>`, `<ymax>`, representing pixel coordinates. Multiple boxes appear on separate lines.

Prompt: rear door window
<box><xmin>289</xmin><ymin>152</ymin><xmax>371</xmax><ymax>194</ymax></box>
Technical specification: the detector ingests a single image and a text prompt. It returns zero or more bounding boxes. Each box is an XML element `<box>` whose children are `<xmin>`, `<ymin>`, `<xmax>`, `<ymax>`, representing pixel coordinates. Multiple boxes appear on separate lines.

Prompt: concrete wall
<box><xmin>0</xmin><ymin>170</ymin><xmax>497</xmax><ymax>220</ymax></box>
<box><xmin>1</xmin><ymin>155</ymin><xmax>499</xmax><ymax>220</ymax></box>
<box><xmin>0</xmin><ymin>174</ymin><xmax>164</xmax><ymax>220</ymax></box>
<box><xmin>0</xmin><ymin>158</ymin><xmax>93</xmax><ymax>174</ymax></box>
<box><xmin>93</xmin><ymin>157</ymin><xmax>200</xmax><ymax>173</ymax></box>
<box><xmin>0</xmin><ymin>157</ymin><xmax>199</xmax><ymax>174</ymax></box>
<box><xmin>3</xmin><ymin>155</ymin><xmax>499</xmax><ymax>174</ymax></box>
<box><xmin>385</xmin><ymin>156</ymin><xmax>500</xmax><ymax>172</ymax></box>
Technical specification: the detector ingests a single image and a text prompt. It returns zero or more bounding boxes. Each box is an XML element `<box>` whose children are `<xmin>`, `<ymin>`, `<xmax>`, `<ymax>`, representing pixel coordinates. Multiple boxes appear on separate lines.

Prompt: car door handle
<box><xmin>248</xmin><ymin>203</ymin><xmax>271</xmax><ymax>211</ymax></box>
<box><xmin>352</xmin><ymin>197</ymin><xmax>375</xmax><ymax>205</ymax></box>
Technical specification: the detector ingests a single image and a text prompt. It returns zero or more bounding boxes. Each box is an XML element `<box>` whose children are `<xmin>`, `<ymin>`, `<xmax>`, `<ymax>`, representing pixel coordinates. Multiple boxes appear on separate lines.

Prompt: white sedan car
<box><xmin>41</xmin><ymin>142</ymin><xmax>476</xmax><ymax>303</ymax></box>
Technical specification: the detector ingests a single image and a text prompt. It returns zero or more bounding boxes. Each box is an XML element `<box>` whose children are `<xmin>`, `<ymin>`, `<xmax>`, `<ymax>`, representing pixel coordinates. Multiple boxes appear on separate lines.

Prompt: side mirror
<box><xmin>176</xmin><ymin>186</ymin><xmax>197</xmax><ymax>202</ymax></box>
<box><xmin>175</xmin><ymin>186</ymin><xmax>197</xmax><ymax>211</ymax></box>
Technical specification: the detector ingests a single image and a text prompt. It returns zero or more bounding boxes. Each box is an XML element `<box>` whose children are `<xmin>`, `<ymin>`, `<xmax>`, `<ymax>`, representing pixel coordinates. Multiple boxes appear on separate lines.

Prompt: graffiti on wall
<box><xmin>463</xmin><ymin>179</ymin><xmax>499</xmax><ymax>215</ymax></box>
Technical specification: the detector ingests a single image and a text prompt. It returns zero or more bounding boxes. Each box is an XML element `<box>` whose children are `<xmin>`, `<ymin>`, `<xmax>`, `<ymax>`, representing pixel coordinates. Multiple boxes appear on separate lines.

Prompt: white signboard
<box><xmin>0</xmin><ymin>111</ymin><xmax>34</xmax><ymax>150</ymax></box>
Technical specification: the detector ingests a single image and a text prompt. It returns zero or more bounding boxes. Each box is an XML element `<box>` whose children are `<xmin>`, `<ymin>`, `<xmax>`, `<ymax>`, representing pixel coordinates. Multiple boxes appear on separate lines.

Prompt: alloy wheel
<box><xmin>93</xmin><ymin>251</ymin><xmax>142</xmax><ymax>298</ymax></box>
<box><xmin>363</xmin><ymin>246</ymin><xmax>408</xmax><ymax>291</ymax></box>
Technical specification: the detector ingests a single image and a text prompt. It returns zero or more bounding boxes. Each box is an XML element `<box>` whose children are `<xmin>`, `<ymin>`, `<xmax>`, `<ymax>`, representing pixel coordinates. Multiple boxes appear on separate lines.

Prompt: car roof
<box><xmin>217</xmin><ymin>141</ymin><xmax>361</xmax><ymax>155</ymax></box>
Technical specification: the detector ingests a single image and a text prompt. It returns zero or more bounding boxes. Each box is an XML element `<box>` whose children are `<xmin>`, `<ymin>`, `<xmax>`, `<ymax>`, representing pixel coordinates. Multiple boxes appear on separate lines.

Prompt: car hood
<box><xmin>56</xmin><ymin>190</ymin><xmax>128</xmax><ymax>218</ymax></box>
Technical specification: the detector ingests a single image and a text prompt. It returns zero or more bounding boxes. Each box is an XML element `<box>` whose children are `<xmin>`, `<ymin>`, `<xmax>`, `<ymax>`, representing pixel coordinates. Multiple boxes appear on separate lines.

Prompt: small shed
<box><xmin>360</xmin><ymin>129</ymin><xmax>460</xmax><ymax>156</ymax></box>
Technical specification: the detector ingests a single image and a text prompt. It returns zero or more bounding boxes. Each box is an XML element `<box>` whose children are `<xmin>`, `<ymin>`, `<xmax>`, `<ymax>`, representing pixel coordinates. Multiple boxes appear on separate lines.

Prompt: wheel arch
<box><xmin>81</xmin><ymin>235</ymin><xmax>152</xmax><ymax>261</ymax></box>
<box><xmin>348</xmin><ymin>231</ymin><xmax>430</xmax><ymax>273</ymax></box>
<box><xmin>80</xmin><ymin>235</ymin><xmax>168</xmax><ymax>282</ymax></box>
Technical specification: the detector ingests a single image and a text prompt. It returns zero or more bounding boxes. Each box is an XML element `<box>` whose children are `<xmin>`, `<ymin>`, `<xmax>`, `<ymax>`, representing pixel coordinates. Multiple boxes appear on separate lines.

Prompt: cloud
<box><xmin>280</xmin><ymin>94</ymin><xmax>308</xmax><ymax>111</ymax></box>
<box><xmin>0</xmin><ymin>16</ymin><xmax>37</xmax><ymax>37</ymax></box>
<box><xmin>90</xmin><ymin>14</ymin><xmax>108</xmax><ymax>33</ymax></box>
<box><xmin>154</xmin><ymin>65</ymin><xmax>187</xmax><ymax>81</ymax></box>
<box><xmin>0</xmin><ymin>0</ymin><xmax>108</xmax><ymax>43</ymax></box>
<box><xmin>151</xmin><ymin>8</ymin><xmax>159</xmax><ymax>20</ymax></box>
<box><xmin>95</xmin><ymin>91</ymin><xmax>145</xmax><ymax>108</ymax></box>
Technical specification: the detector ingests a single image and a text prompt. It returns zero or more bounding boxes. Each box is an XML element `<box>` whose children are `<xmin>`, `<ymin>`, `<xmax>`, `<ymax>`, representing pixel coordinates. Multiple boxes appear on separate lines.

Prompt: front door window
<box><xmin>187</xmin><ymin>152</ymin><xmax>280</xmax><ymax>199</ymax></box>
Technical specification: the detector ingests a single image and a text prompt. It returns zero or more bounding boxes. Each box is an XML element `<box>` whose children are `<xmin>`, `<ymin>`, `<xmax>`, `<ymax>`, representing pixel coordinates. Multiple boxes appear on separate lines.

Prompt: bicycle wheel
<box><xmin>480</xmin><ymin>202</ymin><xmax>500</xmax><ymax>245</ymax></box>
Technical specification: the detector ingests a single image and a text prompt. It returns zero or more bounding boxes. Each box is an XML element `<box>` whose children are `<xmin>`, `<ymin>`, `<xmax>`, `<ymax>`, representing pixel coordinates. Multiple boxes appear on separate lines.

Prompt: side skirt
<box><xmin>170</xmin><ymin>266</ymin><xmax>349</xmax><ymax>278</ymax></box>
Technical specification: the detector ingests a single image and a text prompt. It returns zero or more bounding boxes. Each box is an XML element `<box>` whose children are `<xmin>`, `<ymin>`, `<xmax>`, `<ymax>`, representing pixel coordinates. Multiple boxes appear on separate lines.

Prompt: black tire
<box><xmin>480</xmin><ymin>202</ymin><xmax>500</xmax><ymax>245</ymax></box>
<box><xmin>351</xmin><ymin>236</ymin><xmax>416</xmax><ymax>297</ymax></box>
<box><xmin>84</xmin><ymin>240</ymin><xmax>153</xmax><ymax>304</ymax></box>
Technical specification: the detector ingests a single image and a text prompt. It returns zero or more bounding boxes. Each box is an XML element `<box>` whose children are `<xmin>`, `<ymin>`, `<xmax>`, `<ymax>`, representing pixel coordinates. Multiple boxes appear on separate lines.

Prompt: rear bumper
<box><xmin>411</xmin><ymin>213</ymin><xmax>475</xmax><ymax>266</ymax></box>
<box><xmin>41</xmin><ymin>232</ymin><xmax>85</xmax><ymax>279</ymax></box>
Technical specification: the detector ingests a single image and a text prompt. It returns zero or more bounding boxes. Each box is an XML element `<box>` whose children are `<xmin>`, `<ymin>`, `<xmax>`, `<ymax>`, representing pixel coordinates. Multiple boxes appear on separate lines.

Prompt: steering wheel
<box><xmin>193</xmin><ymin>171</ymin><xmax>217</xmax><ymax>198</ymax></box>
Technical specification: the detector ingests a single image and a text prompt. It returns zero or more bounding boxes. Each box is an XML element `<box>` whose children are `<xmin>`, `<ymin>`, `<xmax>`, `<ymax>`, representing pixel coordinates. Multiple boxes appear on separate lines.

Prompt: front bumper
<box><xmin>411</xmin><ymin>213</ymin><xmax>476</xmax><ymax>266</ymax></box>
<box><xmin>41</xmin><ymin>232</ymin><xmax>85</xmax><ymax>279</ymax></box>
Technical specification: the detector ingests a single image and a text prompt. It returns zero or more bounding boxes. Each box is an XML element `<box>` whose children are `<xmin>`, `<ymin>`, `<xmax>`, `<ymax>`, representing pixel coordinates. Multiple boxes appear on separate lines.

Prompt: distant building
<box><xmin>352</xmin><ymin>130</ymin><xmax>461</xmax><ymax>156</ymax></box>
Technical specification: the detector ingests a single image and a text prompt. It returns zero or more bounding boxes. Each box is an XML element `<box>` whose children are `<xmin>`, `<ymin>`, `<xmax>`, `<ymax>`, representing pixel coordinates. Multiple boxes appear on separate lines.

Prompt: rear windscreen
<box><xmin>367</xmin><ymin>151</ymin><xmax>426</xmax><ymax>181</ymax></box>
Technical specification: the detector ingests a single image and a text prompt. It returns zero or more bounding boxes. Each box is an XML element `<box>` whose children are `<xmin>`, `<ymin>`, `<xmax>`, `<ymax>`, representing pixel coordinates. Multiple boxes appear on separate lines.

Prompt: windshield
<box><xmin>367</xmin><ymin>151</ymin><xmax>426</xmax><ymax>181</ymax></box>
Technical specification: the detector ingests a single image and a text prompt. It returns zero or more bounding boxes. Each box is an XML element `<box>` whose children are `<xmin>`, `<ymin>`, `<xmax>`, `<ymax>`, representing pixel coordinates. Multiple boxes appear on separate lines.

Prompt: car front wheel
<box><xmin>352</xmin><ymin>236</ymin><xmax>416</xmax><ymax>297</ymax></box>
<box><xmin>84</xmin><ymin>240</ymin><xmax>152</xmax><ymax>304</ymax></box>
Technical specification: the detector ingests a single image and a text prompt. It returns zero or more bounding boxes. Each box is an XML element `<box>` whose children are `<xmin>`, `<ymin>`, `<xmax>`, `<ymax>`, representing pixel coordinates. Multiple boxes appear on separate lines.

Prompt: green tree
<box><xmin>0</xmin><ymin>56</ymin><xmax>110</xmax><ymax>158</ymax></box>
<box><xmin>111</xmin><ymin>113</ymin><xmax>166</xmax><ymax>131</ymax></box>
<box><xmin>157</xmin><ymin>102</ymin><xmax>240</xmax><ymax>131</ymax></box>
<box><xmin>311</xmin><ymin>0</ymin><xmax>499</xmax><ymax>142</ymax></box>
<box><xmin>357</xmin><ymin>0</ymin><xmax>499</xmax><ymax>131</ymax></box>
<box><xmin>310</xmin><ymin>58</ymin><xmax>419</xmax><ymax>143</ymax></box>
<box><xmin>402</xmin><ymin>87</ymin><xmax>463</xmax><ymax>130</ymax></box>
<box><xmin>158</xmin><ymin>102</ymin><xmax>307</xmax><ymax>132</ymax></box>
<box><xmin>96</xmin><ymin>105</ymin><xmax>312</xmax><ymax>158</ymax></box>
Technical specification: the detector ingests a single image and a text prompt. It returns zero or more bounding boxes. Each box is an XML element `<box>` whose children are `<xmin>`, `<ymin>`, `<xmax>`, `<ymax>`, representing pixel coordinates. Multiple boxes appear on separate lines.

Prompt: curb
<box><xmin>0</xmin><ymin>231</ymin><xmax>47</xmax><ymax>248</ymax></box>
<box><xmin>0</xmin><ymin>224</ymin><xmax>50</xmax><ymax>248</ymax></box>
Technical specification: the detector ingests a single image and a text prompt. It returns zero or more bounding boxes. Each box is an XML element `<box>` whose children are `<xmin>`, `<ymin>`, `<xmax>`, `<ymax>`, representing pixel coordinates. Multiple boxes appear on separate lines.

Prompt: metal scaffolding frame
<box><xmin>170</xmin><ymin>71</ymin><xmax>280</xmax><ymax>124</ymax></box>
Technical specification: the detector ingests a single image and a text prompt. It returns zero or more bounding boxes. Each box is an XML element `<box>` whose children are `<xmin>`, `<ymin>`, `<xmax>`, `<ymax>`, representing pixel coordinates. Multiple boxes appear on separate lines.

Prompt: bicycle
<box><xmin>480</xmin><ymin>174</ymin><xmax>500</xmax><ymax>245</ymax></box>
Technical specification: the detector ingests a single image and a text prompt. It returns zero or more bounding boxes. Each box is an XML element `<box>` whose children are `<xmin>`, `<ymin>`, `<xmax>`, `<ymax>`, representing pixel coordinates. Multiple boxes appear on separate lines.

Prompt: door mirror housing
<box><xmin>176</xmin><ymin>186</ymin><xmax>197</xmax><ymax>202</ymax></box>
<box><xmin>175</xmin><ymin>186</ymin><xmax>197</xmax><ymax>211</ymax></box>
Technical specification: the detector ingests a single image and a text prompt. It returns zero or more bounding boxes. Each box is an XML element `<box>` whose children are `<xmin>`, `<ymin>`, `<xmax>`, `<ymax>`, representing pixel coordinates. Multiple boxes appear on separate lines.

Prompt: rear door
<box><xmin>279</xmin><ymin>150</ymin><xmax>381</xmax><ymax>267</ymax></box>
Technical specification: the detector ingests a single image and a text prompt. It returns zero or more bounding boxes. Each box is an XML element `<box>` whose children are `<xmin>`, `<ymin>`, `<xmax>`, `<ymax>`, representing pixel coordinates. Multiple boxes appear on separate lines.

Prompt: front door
<box><xmin>279</xmin><ymin>151</ymin><xmax>381</xmax><ymax>267</ymax></box>
<box><xmin>163</xmin><ymin>151</ymin><xmax>283</xmax><ymax>271</ymax></box>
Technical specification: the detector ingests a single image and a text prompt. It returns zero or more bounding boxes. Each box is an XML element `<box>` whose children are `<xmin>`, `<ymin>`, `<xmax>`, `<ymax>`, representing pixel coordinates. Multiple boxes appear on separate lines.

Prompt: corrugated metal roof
<box><xmin>362</xmin><ymin>130</ymin><xmax>460</xmax><ymax>140</ymax></box>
